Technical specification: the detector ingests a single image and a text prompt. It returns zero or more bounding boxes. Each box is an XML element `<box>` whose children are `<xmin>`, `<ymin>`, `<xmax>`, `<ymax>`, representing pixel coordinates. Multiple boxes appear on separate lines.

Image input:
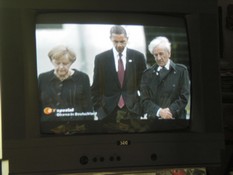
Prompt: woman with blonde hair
<box><xmin>38</xmin><ymin>45</ymin><xmax>93</xmax><ymax>134</ymax></box>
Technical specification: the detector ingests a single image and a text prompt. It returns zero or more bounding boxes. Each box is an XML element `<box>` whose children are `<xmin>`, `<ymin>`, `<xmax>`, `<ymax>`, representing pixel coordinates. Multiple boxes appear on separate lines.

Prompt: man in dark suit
<box><xmin>91</xmin><ymin>25</ymin><xmax>146</xmax><ymax>125</ymax></box>
<box><xmin>140</xmin><ymin>36</ymin><xmax>190</xmax><ymax>119</ymax></box>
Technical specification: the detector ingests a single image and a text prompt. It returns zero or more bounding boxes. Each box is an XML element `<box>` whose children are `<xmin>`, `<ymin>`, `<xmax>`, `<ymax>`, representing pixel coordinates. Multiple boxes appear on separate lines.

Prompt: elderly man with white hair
<box><xmin>140</xmin><ymin>36</ymin><xmax>190</xmax><ymax>119</ymax></box>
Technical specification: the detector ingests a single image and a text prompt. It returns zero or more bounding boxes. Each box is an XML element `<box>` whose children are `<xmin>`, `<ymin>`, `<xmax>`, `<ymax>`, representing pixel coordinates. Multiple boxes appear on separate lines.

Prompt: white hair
<box><xmin>148</xmin><ymin>36</ymin><xmax>171</xmax><ymax>54</ymax></box>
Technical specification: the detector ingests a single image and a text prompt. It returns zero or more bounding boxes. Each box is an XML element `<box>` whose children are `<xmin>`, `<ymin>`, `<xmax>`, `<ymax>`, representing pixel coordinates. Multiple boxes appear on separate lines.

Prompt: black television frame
<box><xmin>0</xmin><ymin>0</ymin><xmax>224</xmax><ymax>174</ymax></box>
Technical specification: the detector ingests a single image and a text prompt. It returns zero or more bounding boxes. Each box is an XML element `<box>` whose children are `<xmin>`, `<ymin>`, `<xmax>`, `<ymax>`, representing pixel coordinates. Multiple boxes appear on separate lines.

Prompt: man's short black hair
<box><xmin>110</xmin><ymin>25</ymin><xmax>127</xmax><ymax>37</ymax></box>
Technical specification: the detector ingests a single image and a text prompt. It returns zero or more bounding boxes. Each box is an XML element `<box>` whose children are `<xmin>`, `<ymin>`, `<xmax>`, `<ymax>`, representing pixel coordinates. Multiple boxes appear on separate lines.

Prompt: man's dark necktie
<box><xmin>118</xmin><ymin>53</ymin><xmax>125</xmax><ymax>108</ymax></box>
<box><xmin>159</xmin><ymin>67</ymin><xmax>167</xmax><ymax>81</ymax></box>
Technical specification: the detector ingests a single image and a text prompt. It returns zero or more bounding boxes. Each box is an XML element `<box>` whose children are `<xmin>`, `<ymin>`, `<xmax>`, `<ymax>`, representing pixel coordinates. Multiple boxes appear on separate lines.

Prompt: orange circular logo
<box><xmin>43</xmin><ymin>107</ymin><xmax>54</xmax><ymax>115</ymax></box>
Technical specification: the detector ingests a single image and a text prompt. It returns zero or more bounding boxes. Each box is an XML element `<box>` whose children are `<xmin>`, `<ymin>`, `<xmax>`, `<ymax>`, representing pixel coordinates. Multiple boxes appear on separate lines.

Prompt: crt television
<box><xmin>0</xmin><ymin>0</ymin><xmax>224</xmax><ymax>174</ymax></box>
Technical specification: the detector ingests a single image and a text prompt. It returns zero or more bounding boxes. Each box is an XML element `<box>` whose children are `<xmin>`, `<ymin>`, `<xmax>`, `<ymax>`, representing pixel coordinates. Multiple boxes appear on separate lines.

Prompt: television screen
<box><xmin>1</xmin><ymin>1</ymin><xmax>224</xmax><ymax>174</ymax></box>
<box><xmin>36</xmin><ymin>13</ymin><xmax>191</xmax><ymax>135</ymax></box>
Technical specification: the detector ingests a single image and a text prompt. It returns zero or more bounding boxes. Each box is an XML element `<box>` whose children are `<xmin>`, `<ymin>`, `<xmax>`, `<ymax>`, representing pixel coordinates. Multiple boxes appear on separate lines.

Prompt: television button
<box><xmin>116</xmin><ymin>156</ymin><xmax>121</xmax><ymax>161</ymax></box>
<box><xmin>100</xmin><ymin>157</ymin><xmax>104</xmax><ymax>162</ymax></box>
<box><xmin>109</xmin><ymin>156</ymin><xmax>114</xmax><ymax>161</ymax></box>
<box><xmin>151</xmin><ymin>154</ymin><xmax>157</xmax><ymax>161</ymax></box>
<box><xmin>80</xmin><ymin>156</ymin><xmax>89</xmax><ymax>165</ymax></box>
<box><xmin>92</xmin><ymin>157</ymin><xmax>98</xmax><ymax>162</ymax></box>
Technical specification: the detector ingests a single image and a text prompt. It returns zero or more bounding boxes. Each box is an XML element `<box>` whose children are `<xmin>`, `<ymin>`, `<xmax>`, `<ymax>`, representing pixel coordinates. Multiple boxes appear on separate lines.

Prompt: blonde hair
<box><xmin>48</xmin><ymin>45</ymin><xmax>76</xmax><ymax>63</ymax></box>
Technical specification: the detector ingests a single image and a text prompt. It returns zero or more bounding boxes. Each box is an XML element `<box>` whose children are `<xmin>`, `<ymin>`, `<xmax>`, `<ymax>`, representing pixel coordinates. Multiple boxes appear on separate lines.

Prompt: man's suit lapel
<box><xmin>123</xmin><ymin>49</ymin><xmax>134</xmax><ymax>88</ymax></box>
<box><xmin>155</xmin><ymin>63</ymin><xmax>173</xmax><ymax>84</ymax></box>
<box><xmin>152</xmin><ymin>65</ymin><xmax>161</xmax><ymax>86</ymax></box>
<box><xmin>108</xmin><ymin>50</ymin><xmax>122</xmax><ymax>88</ymax></box>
